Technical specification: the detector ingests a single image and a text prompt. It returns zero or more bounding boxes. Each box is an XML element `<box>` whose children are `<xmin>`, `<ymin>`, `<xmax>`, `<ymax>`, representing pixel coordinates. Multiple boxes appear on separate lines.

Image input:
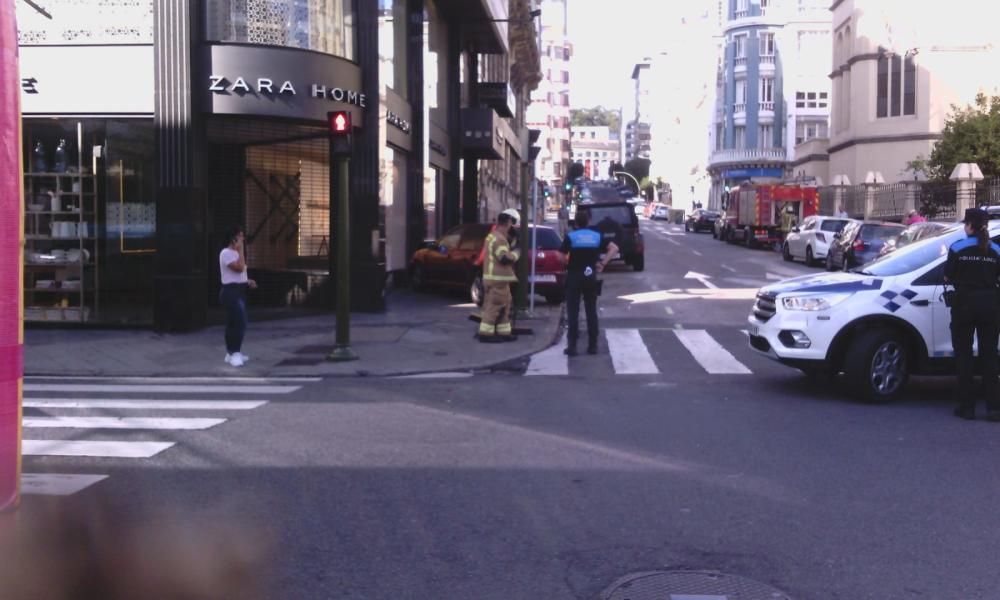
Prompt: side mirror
<box><xmin>791</xmin><ymin>227</ymin><xmax>800</xmax><ymax>233</ymax></box>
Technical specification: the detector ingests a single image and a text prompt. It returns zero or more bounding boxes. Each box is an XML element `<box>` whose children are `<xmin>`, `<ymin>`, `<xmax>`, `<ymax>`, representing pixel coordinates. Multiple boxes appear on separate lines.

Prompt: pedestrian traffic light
<box><xmin>327</xmin><ymin>111</ymin><xmax>353</xmax><ymax>157</ymax></box>
<box><xmin>328</xmin><ymin>111</ymin><xmax>351</xmax><ymax>135</ymax></box>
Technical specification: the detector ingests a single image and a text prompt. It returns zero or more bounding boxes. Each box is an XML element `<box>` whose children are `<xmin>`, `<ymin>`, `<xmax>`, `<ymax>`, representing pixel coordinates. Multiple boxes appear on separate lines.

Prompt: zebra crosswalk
<box><xmin>526</xmin><ymin>328</ymin><xmax>759</xmax><ymax>377</ymax></box>
<box><xmin>19</xmin><ymin>376</ymin><xmax>316</xmax><ymax>497</ymax></box>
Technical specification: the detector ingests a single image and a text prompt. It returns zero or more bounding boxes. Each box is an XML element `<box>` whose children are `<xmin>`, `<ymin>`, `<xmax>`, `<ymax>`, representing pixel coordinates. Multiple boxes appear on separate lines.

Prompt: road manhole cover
<box><xmin>602</xmin><ymin>570</ymin><xmax>793</xmax><ymax>600</ymax></box>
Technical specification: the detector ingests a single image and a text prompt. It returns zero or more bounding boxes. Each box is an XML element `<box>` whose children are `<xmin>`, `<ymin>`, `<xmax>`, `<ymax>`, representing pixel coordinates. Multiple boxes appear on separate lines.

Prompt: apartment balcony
<box><xmin>759</xmin><ymin>54</ymin><xmax>775</xmax><ymax>66</ymax></box>
<box><xmin>733</xmin><ymin>103</ymin><xmax>746</xmax><ymax>116</ymax></box>
<box><xmin>709</xmin><ymin>148</ymin><xmax>787</xmax><ymax>168</ymax></box>
<box><xmin>734</xmin><ymin>9</ymin><xmax>749</xmax><ymax>18</ymax></box>
<box><xmin>759</xmin><ymin>101</ymin><xmax>774</xmax><ymax>113</ymax></box>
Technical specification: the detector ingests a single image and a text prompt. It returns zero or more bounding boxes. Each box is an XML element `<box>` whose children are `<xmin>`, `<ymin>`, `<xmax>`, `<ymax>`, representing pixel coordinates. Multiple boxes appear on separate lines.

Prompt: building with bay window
<box><xmin>15</xmin><ymin>0</ymin><xmax>539</xmax><ymax>331</ymax></box>
<box><xmin>706</xmin><ymin>0</ymin><xmax>831</xmax><ymax>207</ymax></box>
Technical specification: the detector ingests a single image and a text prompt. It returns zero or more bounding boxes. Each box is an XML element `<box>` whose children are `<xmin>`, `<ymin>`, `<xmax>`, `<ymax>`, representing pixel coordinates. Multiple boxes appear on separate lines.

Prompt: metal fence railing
<box><xmin>920</xmin><ymin>181</ymin><xmax>958</xmax><ymax>221</ymax></box>
<box><xmin>977</xmin><ymin>177</ymin><xmax>1000</xmax><ymax>207</ymax></box>
<box><xmin>871</xmin><ymin>183</ymin><xmax>908</xmax><ymax>220</ymax></box>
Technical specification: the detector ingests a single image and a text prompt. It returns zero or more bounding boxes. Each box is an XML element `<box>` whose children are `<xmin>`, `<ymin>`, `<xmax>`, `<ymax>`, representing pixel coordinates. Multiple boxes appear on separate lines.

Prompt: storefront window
<box><xmin>378</xmin><ymin>0</ymin><xmax>408</xmax><ymax>98</ymax></box>
<box><xmin>22</xmin><ymin>119</ymin><xmax>156</xmax><ymax>325</ymax></box>
<box><xmin>205</xmin><ymin>0</ymin><xmax>355</xmax><ymax>60</ymax></box>
<box><xmin>380</xmin><ymin>147</ymin><xmax>408</xmax><ymax>272</ymax></box>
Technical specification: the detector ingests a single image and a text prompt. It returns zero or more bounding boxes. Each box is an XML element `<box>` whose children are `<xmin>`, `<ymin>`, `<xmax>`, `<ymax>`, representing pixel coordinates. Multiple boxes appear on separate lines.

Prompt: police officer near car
<box><xmin>944</xmin><ymin>207</ymin><xmax>1000</xmax><ymax>421</ymax></box>
<box><xmin>560</xmin><ymin>209</ymin><xmax>619</xmax><ymax>356</ymax></box>
<box><xmin>478</xmin><ymin>209</ymin><xmax>521</xmax><ymax>343</ymax></box>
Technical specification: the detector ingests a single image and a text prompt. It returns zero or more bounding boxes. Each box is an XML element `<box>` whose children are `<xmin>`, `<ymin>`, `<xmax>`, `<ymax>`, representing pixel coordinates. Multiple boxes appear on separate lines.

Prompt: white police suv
<box><xmin>748</xmin><ymin>220</ymin><xmax>1000</xmax><ymax>402</ymax></box>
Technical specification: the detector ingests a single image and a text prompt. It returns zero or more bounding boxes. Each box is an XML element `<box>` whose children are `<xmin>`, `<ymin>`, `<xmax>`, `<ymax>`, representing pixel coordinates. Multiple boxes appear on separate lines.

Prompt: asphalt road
<box><xmin>16</xmin><ymin>214</ymin><xmax>1000</xmax><ymax>600</ymax></box>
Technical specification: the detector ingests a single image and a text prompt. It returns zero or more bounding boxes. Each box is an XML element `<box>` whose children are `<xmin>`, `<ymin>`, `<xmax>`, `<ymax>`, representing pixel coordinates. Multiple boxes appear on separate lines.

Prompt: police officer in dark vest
<box><xmin>945</xmin><ymin>208</ymin><xmax>1000</xmax><ymax>421</ymax></box>
<box><xmin>559</xmin><ymin>209</ymin><xmax>619</xmax><ymax>356</ymax></box>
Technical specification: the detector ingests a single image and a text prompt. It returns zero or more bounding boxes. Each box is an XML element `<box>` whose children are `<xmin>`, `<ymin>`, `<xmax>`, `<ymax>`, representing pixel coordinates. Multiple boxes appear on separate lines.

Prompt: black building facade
<box><xmin>16</xmin><ymin>0</ymin><xmax>537</xmax><ymax>331</ymax></box>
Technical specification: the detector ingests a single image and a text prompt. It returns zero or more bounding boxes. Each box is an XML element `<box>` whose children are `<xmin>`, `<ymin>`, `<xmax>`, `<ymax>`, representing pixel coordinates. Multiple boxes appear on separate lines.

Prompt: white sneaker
<box><xmin>225</xmin><ymin>353</ymin><xmax>232</xmax><ymax>363</ymax></box>
<box><xmin>227</xmin><ymin>354</ymin><xmax>245</xmax><ymax>367</ymax></box>
<box><xmin>234</xmin><ymin>352</ymin><xmax>250</xmax><ymax>363</ymax></box>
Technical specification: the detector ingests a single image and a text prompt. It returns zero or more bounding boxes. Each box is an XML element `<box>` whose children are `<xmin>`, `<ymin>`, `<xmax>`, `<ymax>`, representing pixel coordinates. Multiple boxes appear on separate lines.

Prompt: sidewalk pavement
<box><xmin>24</xmin><ymin>290</ymin><xmax>562</xmax><ymax>378</ymax></box>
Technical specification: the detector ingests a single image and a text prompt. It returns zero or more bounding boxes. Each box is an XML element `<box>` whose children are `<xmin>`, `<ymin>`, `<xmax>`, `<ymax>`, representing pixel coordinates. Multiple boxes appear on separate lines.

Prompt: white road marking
<box><xmin>721</xmin><ymin>265</ymin><xmax>737</xmax><ymax>273</ymax></box>
<box><xmin>605</xmin><ymin>329</ymin><xmax>660</xmax><ymax>375</ymax></box>
<box><xmin>23</xmin><ymin>440</ymin><xmax>175</xmax><ymax>458</ymax></box>
<box><xmin>21</xmin><ymin>473</ymin><xmax>108</xmax><ymax>496</ymax></box>
<box><xmin>673</xmin><ymin>330</ymin><xmax>752</xmax><ymax>374</ymax></box>
<box><xmin>692</xmin><ymin>250</ymin><xmax>703</xmax><ymax>257</ymax></box>
<box><xmin>664</xmin><ymin>306</ymin><xmax>675</xmax><ymax>316</ymax></box>
<box><xmin>392</xmin><ymin>372</ymin><xmax>474</xmax><ymax>379</ymax></box>
<box><xmin>684</xmin><ymin>271</ymin><xmax>718</xmax><ymax>290</ymax></box>
<box><xmin>766</xmin><ymin>272</ymin><xmax>785</xmax><ymax>281</ymax></box>
<box><xmin>740</xmin><ymin>329</ymin><xmax>749</xmax><ymax>336</ymax></box>
<box><xmin>24</xmin><ymin>417</ymin><xmax>227</xmax><ymax>430</ymax></box>
<box><xmin>667</xmin><ymin>238</ymin><xmax>682</xmax><ymax>246</ymax></box>
<box><xmin>527</xmin><ymin>333</ymin><xmax>569</xmax><ymax>376</ymax></box>
<box><xmin>24</xmin><ymin>399</ymin><xmax>267</xmax><ymax>410</ymax></box>
<box><xmin>24</xmin><ymin>384</ymin><xmax>300</xmax><ymax>395</ymax></box>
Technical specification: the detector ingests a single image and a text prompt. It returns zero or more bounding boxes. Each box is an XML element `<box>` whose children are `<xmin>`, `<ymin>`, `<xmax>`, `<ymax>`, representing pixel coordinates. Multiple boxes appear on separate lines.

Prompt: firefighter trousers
<box><xmin>479</xmin><ymin>281</ymin><xmax>513</xmax><ymax>338</ymax></box>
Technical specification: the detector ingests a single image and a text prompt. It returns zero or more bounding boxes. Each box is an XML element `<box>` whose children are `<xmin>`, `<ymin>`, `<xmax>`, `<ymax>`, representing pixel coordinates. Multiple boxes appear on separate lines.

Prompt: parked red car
<box><xmin>410</xmin><ymin>223</ymin><xmax>567</xmax><ymax>305</ymax></box>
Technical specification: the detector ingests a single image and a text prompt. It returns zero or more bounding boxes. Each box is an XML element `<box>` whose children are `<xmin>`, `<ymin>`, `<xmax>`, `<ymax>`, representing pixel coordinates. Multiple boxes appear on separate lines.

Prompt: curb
<box><xmin>23</xmin><ymin>308</ymin><xmax>567</xmax><ymax>380</ymax></box>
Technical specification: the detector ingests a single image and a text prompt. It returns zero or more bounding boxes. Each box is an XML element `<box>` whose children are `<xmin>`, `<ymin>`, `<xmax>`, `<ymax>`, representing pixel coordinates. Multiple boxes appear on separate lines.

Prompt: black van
<box><xmin>578</xmin><ymin>202</ymin><xmax>645</xmax><ymax>272</ymax></box>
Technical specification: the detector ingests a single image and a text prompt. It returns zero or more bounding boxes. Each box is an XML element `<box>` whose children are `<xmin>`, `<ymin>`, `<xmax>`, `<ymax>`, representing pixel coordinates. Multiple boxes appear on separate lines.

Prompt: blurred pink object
<box><xmin>0</xmin><ymin>0</ymin><xmax>24</xmax><ymax>512</ymax></box>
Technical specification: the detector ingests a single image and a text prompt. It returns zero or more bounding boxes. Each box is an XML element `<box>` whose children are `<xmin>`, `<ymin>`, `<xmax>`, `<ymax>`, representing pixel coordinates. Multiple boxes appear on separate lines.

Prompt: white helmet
<box><xmin>500</xmin><ymin>208</ymin><xmax>521</xmax><ymax>224</ymax></box>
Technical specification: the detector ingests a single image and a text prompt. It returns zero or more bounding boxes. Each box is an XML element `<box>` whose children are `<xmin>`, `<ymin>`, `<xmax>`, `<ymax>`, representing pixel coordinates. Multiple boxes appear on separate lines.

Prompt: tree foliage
<box><xmin>570</xmin><ymin>106</ymin><xmax>621</xmax><ymax>133</ymax></box>
<box><xmin>927</xmin><ymin>93</ymin><xmax>1000</xmax><ymax>180</ymax></box>
<box><xmin>624</xmin><ymin>158</ymin><xmax>651</xmax><ymax>183</ymax></box>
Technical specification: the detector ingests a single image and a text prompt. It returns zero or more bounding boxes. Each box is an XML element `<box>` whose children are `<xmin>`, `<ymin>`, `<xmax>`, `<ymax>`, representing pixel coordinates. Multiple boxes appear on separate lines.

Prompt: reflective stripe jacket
<box><xmin>483</xmin><ymin>230</ymin><xmax>519</xmax><ymax>282</ymax></box>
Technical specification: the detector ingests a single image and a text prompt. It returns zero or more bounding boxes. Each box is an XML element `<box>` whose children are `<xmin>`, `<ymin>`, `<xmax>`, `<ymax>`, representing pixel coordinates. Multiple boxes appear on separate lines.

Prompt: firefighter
<box><xmin>945</xmin><ymin>208</ymin><xmax>1000</xmax><ymax>421</ymax></box>
<box><xmin>478</xmin><ymin>209</ymin><xmax>521</xmax><ymax>343</ymax></box>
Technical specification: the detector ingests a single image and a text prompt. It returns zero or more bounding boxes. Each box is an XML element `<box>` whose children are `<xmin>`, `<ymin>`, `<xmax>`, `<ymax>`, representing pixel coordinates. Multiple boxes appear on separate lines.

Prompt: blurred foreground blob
<box><xmin>0</xmin><ymin>498</ymin><xmax>272</xmax><ymax>600</ymax></box>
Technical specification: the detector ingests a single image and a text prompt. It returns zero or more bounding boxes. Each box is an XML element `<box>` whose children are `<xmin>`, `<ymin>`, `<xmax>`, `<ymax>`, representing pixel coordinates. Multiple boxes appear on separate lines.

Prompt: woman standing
<box><xmin>944</xmin><ymin>208</ymin><xmax>1000</xmax><ymax>421</ymax></box>
<box><xmin>219</xmin><ymin>227</ymin><xmax>257</xmax><ymax>367</ymax></box>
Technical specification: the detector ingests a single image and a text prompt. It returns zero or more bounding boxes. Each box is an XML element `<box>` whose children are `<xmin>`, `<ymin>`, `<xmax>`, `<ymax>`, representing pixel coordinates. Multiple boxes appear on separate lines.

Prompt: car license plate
<box><xmin>529</xmin><ymin>274</ymin><xmax>556</xmax><ymax>283</ymax></box>
<box><xmin>748</xmin><ymin>325</ymin><xmax>760</xmax><ymax>337</ymax></box>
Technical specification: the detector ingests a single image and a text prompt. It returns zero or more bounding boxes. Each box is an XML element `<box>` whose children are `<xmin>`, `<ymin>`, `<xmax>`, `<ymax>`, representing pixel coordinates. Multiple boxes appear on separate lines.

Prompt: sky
<box><xmin>568</xmin><ymin>0</ymin><xmax>717</xmax><ymax>112</ymax></box>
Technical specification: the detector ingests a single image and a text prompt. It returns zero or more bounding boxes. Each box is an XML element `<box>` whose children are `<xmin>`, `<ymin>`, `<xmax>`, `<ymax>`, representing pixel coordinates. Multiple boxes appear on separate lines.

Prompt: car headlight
<box><xmin>781</xmin><ymin>293</ymin><xmax>852</xmax><ymax>311</ymax></box>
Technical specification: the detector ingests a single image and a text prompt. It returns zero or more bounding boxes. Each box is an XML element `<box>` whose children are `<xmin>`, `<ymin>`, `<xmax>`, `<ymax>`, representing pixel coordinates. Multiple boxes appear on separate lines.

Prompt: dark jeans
<box><xmin>950</xmin><ymin>290</ymin><xmax>1000</xmax><ymax>411</ymax></box>
<box><xmin>566</xmin><ymin>274</ymin><xmax>599</xmax><ymax>350</ymax></box>
<box><xmin>220</xmin><ymin>284</ymin><xmax>248</xmax><ymax>354</ymax></box>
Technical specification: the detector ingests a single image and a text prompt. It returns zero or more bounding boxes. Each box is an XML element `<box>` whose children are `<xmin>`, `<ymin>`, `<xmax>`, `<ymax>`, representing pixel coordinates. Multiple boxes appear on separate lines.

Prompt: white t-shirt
<box><xmin>219</xmin><ymin>248</ymin><xmax>248</xmax><ymax>285</ymax></box>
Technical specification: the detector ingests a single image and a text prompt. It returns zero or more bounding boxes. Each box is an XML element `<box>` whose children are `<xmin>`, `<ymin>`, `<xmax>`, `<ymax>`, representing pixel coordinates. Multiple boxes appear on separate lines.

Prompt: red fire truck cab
<box><xmin>721</xmin><ymin>184</ymin><xmax>819</xmax><ymax>248</ymax></box>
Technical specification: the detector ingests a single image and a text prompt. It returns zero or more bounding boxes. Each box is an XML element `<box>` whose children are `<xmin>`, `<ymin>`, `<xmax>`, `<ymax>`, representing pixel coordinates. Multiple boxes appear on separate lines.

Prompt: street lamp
<box><xmin>614</xmin><ymin>171</ymin><xmax>643</xmax><ymax>198</ymax></box>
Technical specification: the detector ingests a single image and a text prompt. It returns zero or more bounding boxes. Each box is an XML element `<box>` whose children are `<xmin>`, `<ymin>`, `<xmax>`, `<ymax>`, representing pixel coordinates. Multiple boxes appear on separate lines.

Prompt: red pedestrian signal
<box><xmin>328</xmin><ymin>111</ymin><xmax>351</xmax><ymax>135</ymax></box>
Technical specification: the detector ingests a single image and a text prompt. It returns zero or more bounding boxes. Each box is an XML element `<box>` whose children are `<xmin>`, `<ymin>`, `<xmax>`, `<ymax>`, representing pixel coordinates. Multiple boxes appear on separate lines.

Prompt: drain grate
<box><xmin>602</xmin><ymin>570</ymin><xmax>793</xmax><ymax>600</ymax></box>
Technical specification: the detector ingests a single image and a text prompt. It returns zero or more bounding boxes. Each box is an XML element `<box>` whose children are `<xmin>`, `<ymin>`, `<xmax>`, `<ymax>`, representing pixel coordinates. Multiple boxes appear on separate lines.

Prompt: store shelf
<box><xmin>26</xmin><ymin>235</ymin><xmax>98</xmax><ymax>241</ymax></box>
<box><xmin>25</xmin><ymin>263</ymin><xmax>90</xmax><ymax>269</ymax></box>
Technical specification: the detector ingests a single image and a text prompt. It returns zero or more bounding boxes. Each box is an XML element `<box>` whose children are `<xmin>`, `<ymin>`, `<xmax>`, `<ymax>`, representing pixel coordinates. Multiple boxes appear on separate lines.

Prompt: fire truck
<box><xmin>720</xmin><ymin>184</ymin><xmax>819</xmax><ymax>248</ymax></box>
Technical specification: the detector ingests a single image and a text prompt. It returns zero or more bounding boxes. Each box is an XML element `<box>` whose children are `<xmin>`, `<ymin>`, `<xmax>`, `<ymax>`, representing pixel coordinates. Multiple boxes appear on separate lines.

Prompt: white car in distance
<box><xmin>783</xmin><ymin>216</ymin><xmax>855</xmax><ymax>266</ymax></box>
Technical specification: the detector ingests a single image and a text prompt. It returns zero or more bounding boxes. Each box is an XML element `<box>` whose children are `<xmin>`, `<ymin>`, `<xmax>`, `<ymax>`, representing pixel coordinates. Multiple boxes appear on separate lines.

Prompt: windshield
<box><xmin>859</xmin><ymin>223</ymin><xmax>963</xmax><ymax>276</ymax></box>
<box><xmin>861</xmin><ymin>224</ymin><xmax>904</xmax><ymax>240</ymax></box>
<box><xmin>586</xmin><ymin>205</ymin><xmax>635</xmax><ymax>226</ymax></box>
<box><xmin>531</xmin><ymin>227</ymin><xmax>563</xmax><ymax>249</ymax></box>
<box><xmin>820</xmin><ymin>219</ymin><xmax>849</xmax><ymax>233</ymax></box>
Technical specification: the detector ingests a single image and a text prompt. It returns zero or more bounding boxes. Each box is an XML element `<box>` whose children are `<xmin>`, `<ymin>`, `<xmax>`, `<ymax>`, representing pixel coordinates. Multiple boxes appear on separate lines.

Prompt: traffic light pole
<box><xmin>326</xmin><ymin>113</ymin><xmax>358</xmax><ymax>362</ymax></box>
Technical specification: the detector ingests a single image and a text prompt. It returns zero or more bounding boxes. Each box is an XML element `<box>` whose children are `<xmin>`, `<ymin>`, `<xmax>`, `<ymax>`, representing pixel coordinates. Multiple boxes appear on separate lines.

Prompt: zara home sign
<box><xmin>208</xmin><ymin>76</ymin><xmax>367</xmax><ymax>109</ymax></box>
<box><xmin>203</xmin><ymin>44</ymin><xmax>365</xmax><ymax>122</ymax></box>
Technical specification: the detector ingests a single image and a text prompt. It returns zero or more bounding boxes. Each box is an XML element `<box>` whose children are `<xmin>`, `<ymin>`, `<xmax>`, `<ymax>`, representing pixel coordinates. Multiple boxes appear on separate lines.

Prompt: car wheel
<box><xmin>744</xmin><ymin>227</ymin><xmax>753</xmax><ymax>249</ymax></box>
<box><xmin>806</xmin><ymin>246</ymin><xmax>816</xmax><ymax>267</ymax></box>
<box><xmin>782</xmin><ymin>243</ymin><xmax>793</xmax><ymax>262</ymax></box>
<box><xmin>544</xmin><ymin>293</ymin><xmax>565</xmax><ymax>305</ymax></box>
<box><xmin>845</xmin><ymin>328</ymin><xmax>909</xmax><ymax>403</ymax></box>
<box><xmin>843</xmin><ymin>253</ymin><xmax>852</xmax><ymax>272</ymax></box>
<box><xmin>825</xmin><ymin>253</ymin><xmax>835</xmax><ymax>271</ymax></box>
<box><xmin>632</xmin><ymin>255</ymin><xmax>645</xmax><ymax>272</ymax></box>
<box><xmin>470</xmin><ymin>273</ymin><xmax>484</xmax><ymax>306</ymax></box>
<box><xmin>411</xmin><ymin>265</ymin><xmax>427</xmax><ymax>291</ymax></box>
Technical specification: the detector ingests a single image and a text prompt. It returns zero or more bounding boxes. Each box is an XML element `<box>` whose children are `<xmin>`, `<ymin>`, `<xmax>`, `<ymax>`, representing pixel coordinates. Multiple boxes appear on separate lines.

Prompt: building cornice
<box><xmin>827</xmin><ymin>132</ymin><xmax>942</xmax><ymax>155</ymax></box>
<box><xmin>829</xmin><ymin>52</ymin><xmax>880</xmax><ymax>78</ymax></box>
<box><xmin>791</xmin><ymin>153</ymin><xmax>830</xmax><ymax>168</ymax></box>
